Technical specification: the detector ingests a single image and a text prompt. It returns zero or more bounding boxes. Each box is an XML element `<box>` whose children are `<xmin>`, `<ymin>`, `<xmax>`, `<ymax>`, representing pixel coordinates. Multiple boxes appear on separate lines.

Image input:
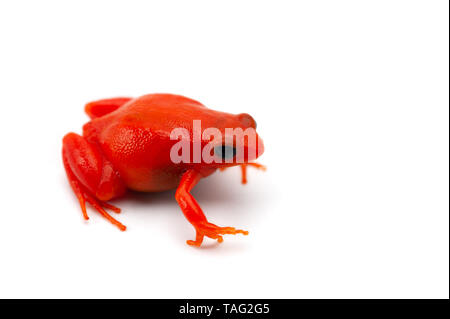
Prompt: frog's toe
<box><xmin>219</xmin><ymin>162</ymin><xmax>266</xmax><ymax>184</ymax></box>
<box><xmin>100</xmin><ymin>201</ymin><xmax>121</xmax><ymax>214</ymax></box>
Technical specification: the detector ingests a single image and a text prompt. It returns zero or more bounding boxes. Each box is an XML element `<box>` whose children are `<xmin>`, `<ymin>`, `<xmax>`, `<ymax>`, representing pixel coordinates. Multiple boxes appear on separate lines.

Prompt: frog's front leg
<box><xmin>62</xmin><ymin>133</ymin><xmax>127</xmax><ymax>230</ymax></box>
<box><xmin>220</xmin><ymin>162</ymin><xmax>266</xmax><ymax>184</ymax></box>
<box><xmin>175</xmin><ymin>169</ymin><xmax>248</xmax><ymax>246</ymax></box>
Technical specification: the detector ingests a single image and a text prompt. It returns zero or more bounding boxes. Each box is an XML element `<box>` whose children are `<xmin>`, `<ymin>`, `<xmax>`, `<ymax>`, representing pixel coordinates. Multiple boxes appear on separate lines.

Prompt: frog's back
<box><xmin>117</xmin><ymin>94</ymin><xmax>206</xmax><ymax>126</ymax></box>
<box><xmin>82</xmin><ymin>94</ymin><xmax>221</xmax><ymax>192</ymax></box>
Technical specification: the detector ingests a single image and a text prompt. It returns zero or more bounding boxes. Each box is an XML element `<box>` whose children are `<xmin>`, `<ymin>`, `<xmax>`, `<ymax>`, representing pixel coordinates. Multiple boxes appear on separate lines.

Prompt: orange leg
<box><xmin>175</xmin><ymin>170</ymin><xmax>248</xmax><ymax>246</ymax></box>
<box><xmin>84</xmin><ymin>97</ymin><xmax>132</xmax><ymax>119</ymax></box>
<box><xmin>62</xmin><ymin>133</ymin><xmax>127</xmax><ymax>231</ymax></box>
<box><xmin>220</xmin><ymin>162</ymin><xmax>266</xmax><ymax>184</ymax></box>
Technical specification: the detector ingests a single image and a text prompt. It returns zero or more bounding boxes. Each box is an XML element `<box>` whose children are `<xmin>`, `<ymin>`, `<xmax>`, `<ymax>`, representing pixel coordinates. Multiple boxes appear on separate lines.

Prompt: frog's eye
<box><xmin>214</xmin><ymin>145</ymin><xmax>236</xmax><ymax>160</ymax></box>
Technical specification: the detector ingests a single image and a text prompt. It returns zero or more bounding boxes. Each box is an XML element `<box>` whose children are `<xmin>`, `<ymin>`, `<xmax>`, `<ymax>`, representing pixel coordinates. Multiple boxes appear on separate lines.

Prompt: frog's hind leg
<box><xmin>84</xmin><ymin>97</ymin><xmax>132</xmax><ymax>119</ymax></box>
<box><xmin>62</xmin><ymin>132</ymin><xmax>127</xmax><ymax>230</ymax></box>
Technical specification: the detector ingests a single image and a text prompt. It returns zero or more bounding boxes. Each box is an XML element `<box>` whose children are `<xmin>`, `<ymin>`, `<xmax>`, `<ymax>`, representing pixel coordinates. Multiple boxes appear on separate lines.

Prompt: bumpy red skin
<box><xmin>62</xmin><ymin>94</ymin><xmax>264</xmax><ymax>246</ymax></box>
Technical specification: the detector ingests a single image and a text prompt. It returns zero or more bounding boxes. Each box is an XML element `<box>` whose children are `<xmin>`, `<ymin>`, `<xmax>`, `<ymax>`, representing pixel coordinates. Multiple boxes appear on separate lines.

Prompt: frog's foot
<box><xmin>187</xmin><ymin>222</ymin><xmax>249</xmax><ymax>246</ymax></box>
<box><xmin>82</xmin><ymin>192</ymin><xmax>126</xmax><ymax>231</ymax></box>
<box><xmin>220</xmin><ymin>162</ymin><xmax>266</xmax><ymax>184</ymax></box>
<box><xmin>66</xmin><ymin>167</ymin><xmax>127</xmax><ymax>231</ymax></box>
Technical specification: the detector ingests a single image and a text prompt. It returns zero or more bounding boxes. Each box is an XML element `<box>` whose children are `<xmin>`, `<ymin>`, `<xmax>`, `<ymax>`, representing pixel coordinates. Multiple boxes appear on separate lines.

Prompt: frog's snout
<box><xmin>256</xmin><ymin>134</ymin><xmax>264</xmax><ymax>158</ymax></box>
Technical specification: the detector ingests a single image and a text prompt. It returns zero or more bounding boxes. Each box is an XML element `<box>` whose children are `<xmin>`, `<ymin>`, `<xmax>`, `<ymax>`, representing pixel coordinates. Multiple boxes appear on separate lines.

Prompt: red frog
<box><xmin>62</xmin><ymin>93</ymin><xmax>265</xmax><ymax>246</ymax></box>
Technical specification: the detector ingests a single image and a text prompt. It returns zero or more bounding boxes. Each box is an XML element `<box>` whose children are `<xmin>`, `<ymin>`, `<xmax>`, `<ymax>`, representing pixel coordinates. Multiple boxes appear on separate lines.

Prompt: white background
<box><xmin>0</xmin><ymin>1</ymin><xmax>448</xmax><ymax>298</ymax></box>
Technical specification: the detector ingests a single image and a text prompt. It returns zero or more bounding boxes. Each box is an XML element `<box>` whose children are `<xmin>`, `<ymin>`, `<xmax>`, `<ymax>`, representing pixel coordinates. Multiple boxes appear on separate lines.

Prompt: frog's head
<box><xmin>205</xmin><ymin>112</ymin><xmax>264</xmax><ymax>168</ymax></box>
